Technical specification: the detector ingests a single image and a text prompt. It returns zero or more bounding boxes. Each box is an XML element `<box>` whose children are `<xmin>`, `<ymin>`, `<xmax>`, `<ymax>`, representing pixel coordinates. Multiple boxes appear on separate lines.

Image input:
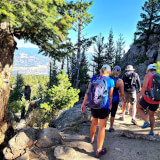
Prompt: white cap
<box><xmin>147</xmin><ymin>64</ymin><xmax>156</xmax><ymax>71</ymax></box>
<box><xmin>126</xmin><ymin>65</ymin><xmax>135</xmax><ymax>71</ymax></box>
<box><xmin>101</xmin><ymin>64</ymin><xmax>111</xmax><ymax>72</ymax></box>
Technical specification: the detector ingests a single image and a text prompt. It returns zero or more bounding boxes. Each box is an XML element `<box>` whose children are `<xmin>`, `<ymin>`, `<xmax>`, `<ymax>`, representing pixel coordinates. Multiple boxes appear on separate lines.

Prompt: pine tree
<box><xmin>9</xmin><ymin>73</ymin><xmax>24</xmax><ymax>102</ymax></box>
<box><xmin>135</xmin><ymin>0</ymin><xmax>160</xmax><ymax>45</ymax></box>
<box><xmin>105</xmin><ymin>29</ymin><xmax>115</xmax><ymax>67</ymax></box>
<box><xmin>69</xmin><ymin>53</ymin><xmax>77</xmax><ymax>85</ymax></box>
<box><xmin>70</xmin><ymin>0</ymin><xmax>93</xmax><ymax>88</ymax></box>
<box><xmin>79</xmin><ymin>51</ymin><xmax>90</xmax><ymax>87</ymax></box>
<box><xmin>49</xmin><ymin>59</ymin><xmax>58</xmax><ymax>88</ymax></box>
<box><xmin>92</xmin><ymin>34</ymin><xmax>106</xmax><ymax>75</ymax></box>
<box><xmin>0</xmin><ymin>0</ymin><xmax>76</xmax><ymax>124</ymax></box>
<box><xmin>115</xmin><ymin>34</ymin><xmax>125</xmax><ymax>66</ymax></box>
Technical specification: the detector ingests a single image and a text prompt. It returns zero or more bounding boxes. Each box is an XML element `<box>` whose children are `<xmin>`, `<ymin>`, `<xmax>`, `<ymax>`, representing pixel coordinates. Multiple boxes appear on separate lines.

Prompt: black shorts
<box><xmin>91</xmin><ymin>108</ymin><xmax>109</xmax><ymax>119</ymax></box>
<box><xmin>111</xmin><ymin>101</ymin><xmax>119</xmax><ymax>117</ymax></box>
<box><xmin>139</xmin><ymin>97</ymin><xmax>159</xmax><ymax>112</ymax></box>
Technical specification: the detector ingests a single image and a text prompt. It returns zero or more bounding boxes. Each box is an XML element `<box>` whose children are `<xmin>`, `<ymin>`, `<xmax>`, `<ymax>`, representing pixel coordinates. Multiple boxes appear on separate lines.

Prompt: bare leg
<box><xmin>131</xmin><ymin>104</ymin><xmax>136</xmax><ymax>120</ymax></box>
<box><xmin>127</xmin><ymin>103</ymin><xmax>130</xmax><ymax>114</ymax></box>
<box><xmin>110</xmin><ymin>117</ymin><xmax>115</xmax><ymax>128</ymax></box>
<box><xmin>90</xmin><ymin>118</ymin><xmax>98</xmax><ymax>140</ymax></box>
<box><xmin>137</xmin><ymin>103</ymin><xmax>147</xmax><ymax>122</ymax></box>
<box><xmin>97</xmin><ymin>117</ymin><xmax>108</xmax><ymax>151</ymax></box>
<box><xmin>122</xmin><ymin>102</ymin><xmax>127</xmax><ymax>119</ymax></box>
<box><xmin>149</xmin><ymin>111</ymin><xmax>155</xmax><ymax>131</ymax></box>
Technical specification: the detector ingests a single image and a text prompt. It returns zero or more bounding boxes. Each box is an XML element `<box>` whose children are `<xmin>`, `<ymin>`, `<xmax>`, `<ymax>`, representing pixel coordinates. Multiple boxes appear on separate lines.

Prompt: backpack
<box><xmin>123</xmin><ymin>72</ymin><xmax>136</xmax><ymax>89</ymax></box>
<box><xmin>87</xmin><ymin>76</ymin><xmax>108</xmax><ymax>109</ymax></box>
<box><xmin>145</xmin><ymin>73</ymin><xmax>160</xmax><ymax>101</ymax></box>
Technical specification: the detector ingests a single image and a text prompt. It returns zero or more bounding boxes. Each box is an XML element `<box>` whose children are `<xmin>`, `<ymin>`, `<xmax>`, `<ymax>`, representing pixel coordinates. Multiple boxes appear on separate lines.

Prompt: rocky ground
<box><xmin>61</xmin><ymin>107</ymin><xmax>160</xmax><ymax>160</ymax></box>
<box><xmin>1</xmin><ymin>105</ymin><xmax>160</xmax><ymax>160</ymax></box>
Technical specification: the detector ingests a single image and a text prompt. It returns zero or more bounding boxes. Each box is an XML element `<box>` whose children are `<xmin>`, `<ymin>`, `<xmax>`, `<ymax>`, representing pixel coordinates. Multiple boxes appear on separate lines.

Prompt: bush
<box><xmin>154</xmin><ymin>61</ymin><xmax>160</xmax><ymax>73</ymax></box>
<box><xmin>8</xmin><ymin>97</ymin><xmax>29</xmax><ymax>113</ymax></box>
<box><xmin>40</xmin><ymin>70</ymin><xmax>80</xmax><ymax>113</ymax></box>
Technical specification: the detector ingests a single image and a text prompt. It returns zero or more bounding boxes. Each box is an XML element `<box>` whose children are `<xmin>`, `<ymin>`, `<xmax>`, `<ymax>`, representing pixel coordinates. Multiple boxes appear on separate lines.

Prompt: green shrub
<box><xmin>154</xmin><ymin>61</ymin><xmax>160</xmax><ymax>73</ymax></box>
<box><xmin>40</xmin><ymin>70</ymin><xmax>80</xmax><ymax>113</ymax></box>
<box><xmin>8</xmin><ymin>97</ymin><xmax>29</xmax><ymax>113</ymax></box>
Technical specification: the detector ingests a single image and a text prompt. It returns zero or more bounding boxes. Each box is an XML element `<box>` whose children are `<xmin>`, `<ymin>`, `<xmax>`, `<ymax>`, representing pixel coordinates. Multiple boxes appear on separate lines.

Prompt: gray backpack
<box><xmin>146</xmin><ymin>73</ymin><xmax>160</xmax><ymax>101</ymax></box>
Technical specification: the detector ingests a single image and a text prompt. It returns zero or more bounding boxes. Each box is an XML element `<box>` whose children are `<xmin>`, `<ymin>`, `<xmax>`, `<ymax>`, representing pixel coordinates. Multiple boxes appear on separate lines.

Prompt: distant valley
<box><xmin>12</xmin><ymin>48</ymin><xmax>49</xmax><ymax>75</ymax></box>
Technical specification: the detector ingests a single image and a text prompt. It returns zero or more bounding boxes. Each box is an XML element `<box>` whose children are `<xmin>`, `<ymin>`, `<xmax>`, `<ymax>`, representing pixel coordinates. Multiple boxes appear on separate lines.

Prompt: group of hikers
<box><xmin>81</xmin><ymin>63</ymin><xmax>160</xmax><ymax>157</ymax></box>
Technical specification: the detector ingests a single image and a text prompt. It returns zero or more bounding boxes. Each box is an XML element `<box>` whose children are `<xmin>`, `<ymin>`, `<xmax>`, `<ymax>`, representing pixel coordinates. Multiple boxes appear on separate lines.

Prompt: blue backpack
<box><xmin>87</xmin><ymin>76</ymin><xmax>108</xmax><ymax>109</ymax></box>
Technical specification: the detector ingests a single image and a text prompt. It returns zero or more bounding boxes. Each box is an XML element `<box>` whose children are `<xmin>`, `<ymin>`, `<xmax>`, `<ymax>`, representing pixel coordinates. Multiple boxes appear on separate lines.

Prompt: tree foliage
<box><xmin>0</xmin><ymin>0</ymin><xmax>76</xmax><ymax>59</ymax></box>
<box><xmin>135</xmin><ymin>0</ymin><xmax>160</xmax><ymax>37</ymax></box>
<box><xmin>93</xmin><ymin>34</ymin><xmax>106</xmax><ymax>75</ymax></box>
<box><xmin>105</xmin><ymin>29</ymin><xmax>115</xmax><ymax>67</ymax></box>
<box><xmin>9</xmin><ymin>73</ymin><xmax>24</xmax><ymax>102</ymax></box>
<box><xmin>115</xmin><ymin>34</ymin><xmax>125</xmax><ymax>66</ymax></box>
<box><xmin>155</xmin><ymin>61</ymin><xmax>160</xmax><ymax>73</ymax></box>
<box><xmin>41</xmin><ymin>70</ymin><xmax>80</xmax><ymax>112</ymax></box>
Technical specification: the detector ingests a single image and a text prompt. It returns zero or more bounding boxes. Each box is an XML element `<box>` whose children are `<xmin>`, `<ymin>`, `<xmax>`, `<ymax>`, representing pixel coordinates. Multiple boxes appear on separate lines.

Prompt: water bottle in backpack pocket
<box><xmin>87</xmin><ymin>76</ymin><xmax>108</xmax><ymax>109</ymax></box>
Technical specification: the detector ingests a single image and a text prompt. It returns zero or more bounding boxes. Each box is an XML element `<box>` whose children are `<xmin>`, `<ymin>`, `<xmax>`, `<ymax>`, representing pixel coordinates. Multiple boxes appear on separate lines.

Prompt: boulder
<box><xmin>36</xmin><ymin>128</ymin><xmax>62</xmax><ymax>148</ymax></box>
<box><xmin>3</xmin><ymin>128</ymin><xmax>37</xmax><ymax>160</ymax></box>
<box><xmin>50</xmin><ymin>104</ymin><xmax>91</xmax><ymax>130</ymax></box>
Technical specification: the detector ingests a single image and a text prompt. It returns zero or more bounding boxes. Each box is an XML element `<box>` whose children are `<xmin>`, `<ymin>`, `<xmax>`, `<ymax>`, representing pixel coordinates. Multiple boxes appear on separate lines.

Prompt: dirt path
<box><xmin>62</xmin><ymin>108</ymin><xmax>160</xmax><ymax>160</ymax></box>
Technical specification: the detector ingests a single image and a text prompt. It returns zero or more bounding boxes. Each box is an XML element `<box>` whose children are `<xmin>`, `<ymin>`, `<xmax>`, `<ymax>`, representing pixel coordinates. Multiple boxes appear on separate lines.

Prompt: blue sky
<box><xmin>16</xmin><ymin>0</ymin><xmax>146</xmax><ymax>52</ymax></box>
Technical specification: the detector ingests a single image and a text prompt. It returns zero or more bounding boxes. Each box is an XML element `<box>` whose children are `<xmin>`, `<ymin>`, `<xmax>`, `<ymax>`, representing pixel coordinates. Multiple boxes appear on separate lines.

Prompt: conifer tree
<box><xmin>92</xmin><ymin>34</ymin><xmax>106</xmax><ymax>75</ymax></box>
<box><xmin>49</xmin><ymin>59</ymin><xmax>58</xmax><ymax>88</ymax></box>
<box><xmin>9</xmin><ymin>73</ymin><xmax>24</xmax><ymax>102</ymax></box>
<box><xmin>115</xmin><ymin>34</ymin><xmax>125</xmax><ymax>66</ymax></box>
<box><xmin>79</xmin><ymin>51</ymin><xmax>90</xmax><ymax>87</ymax></box>
<box><xmin>70</xmin><ymin>0</ymin><xmax>93</xmax><ymax>88</ymax></box>
<box><xmin>135</xmin><ymin>0</ymin><xmax>160</xmax><ymax>45</ymax></box>
<box><xmin>70</xmin><ymin>53</ymin><xmax>77</xmax><ymax>85</ymax></box>
<box><xmin>105</xmin><ymin>29</ymin><xmax>115</xmax><ymax>67</ymax></box>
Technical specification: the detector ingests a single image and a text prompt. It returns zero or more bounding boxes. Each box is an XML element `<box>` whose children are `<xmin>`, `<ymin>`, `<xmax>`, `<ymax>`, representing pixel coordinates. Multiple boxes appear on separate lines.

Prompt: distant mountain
<box><xmin>12</xmin><ymin>48</ymin><xmax>49</xmax><ymax>75</ymax></box>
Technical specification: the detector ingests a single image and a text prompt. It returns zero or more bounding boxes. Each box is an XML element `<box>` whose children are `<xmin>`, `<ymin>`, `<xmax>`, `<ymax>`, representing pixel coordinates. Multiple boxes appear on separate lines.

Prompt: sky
<box><xmin>16</xmin><ymin>0</ymin><xmax>146</xmax><ymax>52</ymax></box>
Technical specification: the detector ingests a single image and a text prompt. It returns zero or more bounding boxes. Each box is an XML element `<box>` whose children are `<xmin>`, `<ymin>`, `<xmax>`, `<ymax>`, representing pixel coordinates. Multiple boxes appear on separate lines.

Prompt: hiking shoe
<box><xmin>141</xmin><ymin>122</ymin><xmax>150</xmax><ymax>129</ymax></box>
<box><xmin>149</xmin><ymin>131</ymin><xmax>154</xmax><ymax>136</ymax></box>
<box><xmin>119</xmin><ymin>116</ymin><xmax>125</xmax><ymax>121</ymax></box>
<box><xmin>131</xmin><ymin>119</ymin><xmax>137</xmax><ymax>125</ymax></box>
<box><xmin>96</xmin><ymin>148</ymin><xmax>107</xmax><ymax>157</ymax></box>
<box><xmin>109</xmin><ymin>127</ymin><xmax>115</xmax><ymax>132</ymax></box>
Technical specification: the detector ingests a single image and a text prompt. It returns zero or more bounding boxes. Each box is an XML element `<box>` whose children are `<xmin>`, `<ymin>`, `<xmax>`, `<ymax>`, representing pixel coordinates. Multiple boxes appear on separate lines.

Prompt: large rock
<box><xmin>121</xmin><ymin>27</ymin><xmax>160</xmax><ymax>81</ymax></box>
<box><xmin>0</xmin><ymin>122</ymin><xmax>9</xmax><ymax>144</ymax></box>
<box><xmin>50</xmin><ymin>104</ymin><xmax>91</xmax><ymax>130</ymax></box>
<box><xmin>36</xmin><ymin>128</ymin><xmax>62</xmax><ymax>148</ymax></box>
<box><xmin>3</xmin><ymin>128</ymin><xmax>37</xmax><ymax>160</ymax></box>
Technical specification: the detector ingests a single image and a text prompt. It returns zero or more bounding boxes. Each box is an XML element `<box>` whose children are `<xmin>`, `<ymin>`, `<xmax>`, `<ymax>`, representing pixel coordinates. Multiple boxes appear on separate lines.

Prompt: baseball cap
<box><xmin>113</xmin><ymin>66</ymin><xmax>121</xmax><ymax>72</ymax></box>
<box><xmin>126</xmin><ymin>65</ymin><xmax>135</xmax><ymax>71</ymax></box>
<box><xmin>147</xmin><ymin>64</ymin><xmax>156</xmax><ymax>71</ymax></box>
<box><xmin>101</xmin><ymin>64</ymin><xmax>111</xmax><ymax>72</ymax></box>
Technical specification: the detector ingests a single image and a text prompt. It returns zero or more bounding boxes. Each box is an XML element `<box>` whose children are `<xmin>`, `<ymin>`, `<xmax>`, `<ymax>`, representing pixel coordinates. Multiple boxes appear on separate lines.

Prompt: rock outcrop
<box><xmin>3</xmin><ymin>127</ymin><xmax>62</xmax><ymax>160</ymax></box>
<box><xmin>121</xmin><ymin>25</ymin><xmax>160</xmax><ymax>80</ymax></box>
<box><xmin>49</xmin><ymin>104</ymin><xmax>91</xmax><ymax>131</ymax></box>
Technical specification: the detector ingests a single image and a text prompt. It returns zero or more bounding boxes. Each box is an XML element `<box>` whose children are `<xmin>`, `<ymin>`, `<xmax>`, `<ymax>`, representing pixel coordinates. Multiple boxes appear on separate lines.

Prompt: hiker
<box><xmin>122</xmin><ymin>65</ymin><xmax>141</xmax><ymax>124</ymax></box>
<box><xmin>81</xmin><ymin>64</ymin><xmax>114</xmax><ymax>157</ymax></box>
<box><xmin>137</xmin><ymin>64</ymin><xmax>160</xmax><ymax>135</ymax></box>
<box><xmin>109</xmin><ymin>66</ymin><xmax>125</xmax><ymax>132</ymax></box>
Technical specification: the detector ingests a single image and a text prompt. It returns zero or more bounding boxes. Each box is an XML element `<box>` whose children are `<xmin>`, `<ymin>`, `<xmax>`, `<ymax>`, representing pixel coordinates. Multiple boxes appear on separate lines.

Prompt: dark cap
<box><xmin>113</xmin><ymin>66</ymin><xmax>121</xmax><ymax>72</ymax></box>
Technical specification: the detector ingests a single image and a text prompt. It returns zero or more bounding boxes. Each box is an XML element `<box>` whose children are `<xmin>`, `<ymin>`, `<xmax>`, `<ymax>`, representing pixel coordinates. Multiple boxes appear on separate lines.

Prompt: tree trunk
<box><xmin>0</xmin><ymin>22</ymin><xmax>16</xmax><ymax>144</ymax></box>
<box><xmin>74</xmin><ymin>21</ymin><xmax>81</xmax><ymax>88</ymax></box>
